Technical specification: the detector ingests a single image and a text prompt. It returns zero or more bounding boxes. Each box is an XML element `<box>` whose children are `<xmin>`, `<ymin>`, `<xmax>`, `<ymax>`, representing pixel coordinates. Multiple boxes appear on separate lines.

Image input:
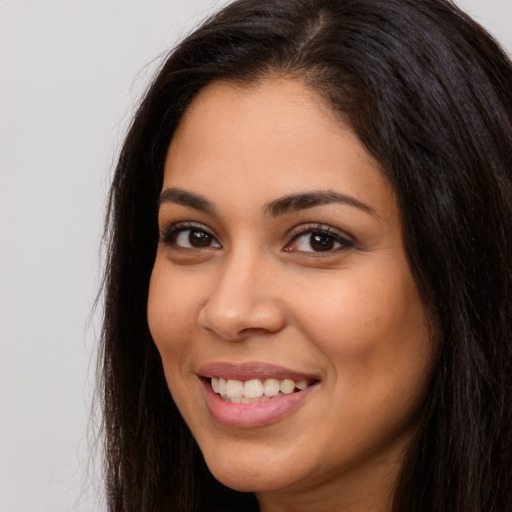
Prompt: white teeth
<box><xmin>296</xmin><ymin>379</ymin><xmax>308</xmax><ymax>390</ymax></box>
<box><xmin>244</xmin><ymin>379</ymin><xmax>264</xmax><ymax>399</ymax></box>
<box><xmin>226</xmin><ymin>379</ymin><xmax>244</xmax><ymax>397</ymax></box>
<box><xmin>211</xmin><ymin>376</ymin><xmax>312</xmax><ymax>403</ymax></box>
<box><xmin>263</xmin><ymin>378</ymin><xmax>280</xmax><ymax>397</ymax></box>
<box><xmin>241</xmin><ymin>397</ymin><xmax>261</xmax><ymax>404</ymax></box>
<box><xmin>280</xmin><ymin>379</ymin><xmax>295</xmax><ymax>394</ymax></box>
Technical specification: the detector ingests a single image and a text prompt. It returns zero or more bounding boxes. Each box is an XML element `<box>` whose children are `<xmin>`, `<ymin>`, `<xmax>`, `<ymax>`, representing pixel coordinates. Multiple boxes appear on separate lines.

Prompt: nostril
<box><xmin>198</xmin><ymin>293</ymin><xmax>286</xmax><ymax>341</ymax></box>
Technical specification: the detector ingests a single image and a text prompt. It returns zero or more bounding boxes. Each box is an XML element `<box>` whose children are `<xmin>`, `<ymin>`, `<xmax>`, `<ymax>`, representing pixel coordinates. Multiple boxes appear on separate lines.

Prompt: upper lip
<box><xmin>197</xmin><ymin>361</ymin><xmax>320</xmax><ymax>382</ymax></box>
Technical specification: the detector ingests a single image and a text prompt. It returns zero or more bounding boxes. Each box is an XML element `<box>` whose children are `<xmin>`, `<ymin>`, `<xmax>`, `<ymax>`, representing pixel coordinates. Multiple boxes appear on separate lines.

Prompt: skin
<box><xmin>147</xmin><ymin>78</ymin><xmax>437</xmax><ymax>512</ymax></box>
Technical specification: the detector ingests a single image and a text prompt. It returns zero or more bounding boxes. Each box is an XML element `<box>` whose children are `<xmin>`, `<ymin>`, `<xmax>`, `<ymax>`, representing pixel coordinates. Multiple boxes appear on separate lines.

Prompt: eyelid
<box><xmin>160</xmin><ymin>221</ymin><xmax>221</xmax><ymax>247</ymax></box>
<box><xmin>284</xmin><ymin>223</ymin><xmax>355</xmax><ymax>252</ymax></box>
<box><xmin>159</xmin><ymin>220</ymin><xmax>354</xmax><ymax>253</ymax></box>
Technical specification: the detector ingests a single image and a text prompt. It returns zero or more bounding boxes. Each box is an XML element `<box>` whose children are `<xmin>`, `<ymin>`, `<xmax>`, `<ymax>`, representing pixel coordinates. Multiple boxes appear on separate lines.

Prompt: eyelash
<box><xmin>160</xmin><ymin>222</ymin><xmax>354</xmax><ymax>254</ymax></box>
<box><xmin>161</xmin><ymin>222</ymin><xmax>221</xmax><ymax>249</ymax></box>
<box><xmin>285</xmin><ymin>223</ymin><xmax>355</xmax><ymax>253</ymax></box>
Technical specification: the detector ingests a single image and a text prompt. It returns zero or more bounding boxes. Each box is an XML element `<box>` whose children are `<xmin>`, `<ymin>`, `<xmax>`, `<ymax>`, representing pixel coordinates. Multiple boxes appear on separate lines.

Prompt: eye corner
<box><xmin>159</xmin><ymin>221</ymin><xmax>222</xmax><ymax>251</ymax></box>
<box><xmin>283</xmin><ymin>223</ymin><xmax>355</xmax><ymax>255</ymax></box>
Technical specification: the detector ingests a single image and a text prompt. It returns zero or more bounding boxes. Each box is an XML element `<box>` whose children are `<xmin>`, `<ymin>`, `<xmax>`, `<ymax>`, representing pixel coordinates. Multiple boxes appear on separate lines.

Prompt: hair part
<box><xmin>100</xmin><ymin>1</ymin><xmax>512</xmax><ymax>510</ymax></box>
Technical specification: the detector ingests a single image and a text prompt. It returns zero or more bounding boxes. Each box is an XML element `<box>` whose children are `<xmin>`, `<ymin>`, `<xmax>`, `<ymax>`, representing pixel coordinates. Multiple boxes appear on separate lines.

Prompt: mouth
<box><xmin>197</xmin><ymin>362</ymin><xmax>320</xmax><ymax>427</ymax></box>
<box><xmin>208</xmin><ymin>376</ymin><xmax>316</xmax><ymax>403</ymax></box>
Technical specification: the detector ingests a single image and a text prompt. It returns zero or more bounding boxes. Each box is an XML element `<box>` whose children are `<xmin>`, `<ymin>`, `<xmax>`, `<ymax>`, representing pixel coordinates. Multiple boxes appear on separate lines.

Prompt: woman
<box><xmin>100</xmin><ymin>0</ymin><xmax>512</xmax><ymax>511</ymax></box>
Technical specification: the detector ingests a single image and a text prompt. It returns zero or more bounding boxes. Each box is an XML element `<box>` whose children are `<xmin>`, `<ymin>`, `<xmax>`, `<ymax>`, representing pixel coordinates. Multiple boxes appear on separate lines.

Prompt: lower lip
<box><xmin>201</xmin><ymin>379</ymin><xmax>317</xmax><ymax>428</ymax></box>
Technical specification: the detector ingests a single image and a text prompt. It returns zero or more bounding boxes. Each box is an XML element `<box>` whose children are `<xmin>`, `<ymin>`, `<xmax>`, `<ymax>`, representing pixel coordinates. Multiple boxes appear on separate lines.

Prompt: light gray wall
<box><xmin>0</xmin><ymin>1</ymin><xmax>510</xmax><ymax>511</ymax></box>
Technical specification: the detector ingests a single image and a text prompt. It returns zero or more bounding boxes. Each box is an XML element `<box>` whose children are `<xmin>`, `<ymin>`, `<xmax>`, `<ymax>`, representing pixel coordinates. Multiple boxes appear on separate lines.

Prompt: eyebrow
<box><xmin>158</xmin><ymin>187</ymin><xmax>217</xmax><ymax>214</ymax></box>
<box><xmin>264</xmin><ymin>190</ymin><xmax>375</xmax><ymax>216</ymax></box>
<box><xmin>158</xmin><ymin>187</ymin><xmax>375</xmax><ymax>216</ymax></box>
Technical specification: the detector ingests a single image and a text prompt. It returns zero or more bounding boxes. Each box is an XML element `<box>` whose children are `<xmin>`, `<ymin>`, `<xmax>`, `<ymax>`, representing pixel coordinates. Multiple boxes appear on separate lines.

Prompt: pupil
<box><xmin>189</xmin><ymin>230</ymin><xmax>211</xmax><ymax>247</ymax></box>
<box><xmin>310</xmin><ymin>233</ymin><xmax>333</xmax><ymax>251</ymax></box>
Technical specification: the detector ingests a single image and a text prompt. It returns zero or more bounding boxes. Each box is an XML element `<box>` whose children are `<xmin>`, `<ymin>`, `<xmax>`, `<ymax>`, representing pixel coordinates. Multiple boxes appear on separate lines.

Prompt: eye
<box><xmin>284</xmin><ymin>225</ymin><xmax>354</xmax><ymax>254</ymax></box>
<box><xmin>162</xmin><ymin>223</ymin><xmax>221</xmax><ymax>249</ymax></box>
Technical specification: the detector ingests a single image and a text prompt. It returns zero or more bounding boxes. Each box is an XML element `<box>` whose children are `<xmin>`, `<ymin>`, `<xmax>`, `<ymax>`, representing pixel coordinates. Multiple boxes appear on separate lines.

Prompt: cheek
<box><xmin>291</xmin><ymin>262</ymin><xmax>433</xmax><ymax>386</ymax></box>
<box><xmin>147</xmin><ymin>263</ymin><xmax>206</xmax><ymax>418</ymax></box>
<box><xmin>292</xmin><ymin>268</ymin><xmax>434</xmax><ymax>449</ymax></box>
<box><xmin>147</xmin><ymin>263</ymin><xmax>202</xmax><ymax>359</ymax></box>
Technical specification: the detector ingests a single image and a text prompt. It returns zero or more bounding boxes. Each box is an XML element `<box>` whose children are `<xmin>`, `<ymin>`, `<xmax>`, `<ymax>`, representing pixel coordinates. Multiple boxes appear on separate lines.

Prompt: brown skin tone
<box><xmin>147</xmin><ymin>78</ymin><xmax>437</xmax><ymax>512</ymax></box>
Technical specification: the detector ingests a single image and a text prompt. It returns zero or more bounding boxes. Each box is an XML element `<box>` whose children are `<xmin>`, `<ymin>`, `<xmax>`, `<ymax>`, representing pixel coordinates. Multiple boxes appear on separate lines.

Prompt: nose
<box><xmin>198</xmin><ymin>251</ymin><xmax>286</xmax><ymax>341</ymax></box>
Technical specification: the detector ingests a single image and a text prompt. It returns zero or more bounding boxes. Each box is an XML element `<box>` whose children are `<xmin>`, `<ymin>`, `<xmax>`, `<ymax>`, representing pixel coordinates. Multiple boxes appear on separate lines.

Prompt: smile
<box><xmin>210</xmin><ymin>377</ymin><xmax>314</xmax><ymax>403</ymax></box>
<box><xmin>198</xmin><ymin>362</ymin><xmax>320</xmax><ymax>427</ymax></box>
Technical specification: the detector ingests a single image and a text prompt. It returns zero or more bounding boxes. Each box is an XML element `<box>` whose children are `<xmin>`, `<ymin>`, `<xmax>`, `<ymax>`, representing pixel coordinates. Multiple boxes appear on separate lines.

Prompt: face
<box><xmin>148</xmin><ymin>78</ymin><xmax>436</xmax><ymax>511</ymax></box>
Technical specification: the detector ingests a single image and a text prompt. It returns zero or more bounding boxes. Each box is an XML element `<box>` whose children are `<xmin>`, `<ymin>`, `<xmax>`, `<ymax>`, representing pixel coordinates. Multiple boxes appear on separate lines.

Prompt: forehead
<box><xmin>163</xmin><ymin>78</ymin><xmax>395</xmax><ymax>219</ymax></box>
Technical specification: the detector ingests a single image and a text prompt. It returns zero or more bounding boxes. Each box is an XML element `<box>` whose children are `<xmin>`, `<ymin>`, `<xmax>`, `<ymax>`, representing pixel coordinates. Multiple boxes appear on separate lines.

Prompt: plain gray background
<box><xmin>1</xmin><ymin>1</ymin><xmax>511</xmax><ymax>511</ymax></box>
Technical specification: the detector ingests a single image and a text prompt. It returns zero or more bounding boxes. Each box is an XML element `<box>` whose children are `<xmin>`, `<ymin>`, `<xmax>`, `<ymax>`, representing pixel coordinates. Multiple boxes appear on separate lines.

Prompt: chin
<box><xmin>207</xmin><ymin>466</ymin><xmax>292</xmax><ymax>494</ymax></box>
<box><xmin>199</xmin><ymin>441</ymin><xmax>301</xmax><ymax>493</ymax></box>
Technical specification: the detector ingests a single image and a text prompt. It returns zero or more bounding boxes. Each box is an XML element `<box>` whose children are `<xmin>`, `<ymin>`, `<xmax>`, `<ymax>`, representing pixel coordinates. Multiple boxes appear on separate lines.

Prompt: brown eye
<box><xmin>285</xmin><ymin>226</ymin><xmax>354</xmax><ymax>254</ymax></box>
<box><xmin>309</xmin><ymin>233</ymin><xmax>335</xmax><ymax>252</ymax></box>
<box><xmin>188</xmin><ymin>229</ymin><xmax>211</xmax><ymax>247</ymax></box>
<box><xmin>165</xmin><ymin>225</ymin><xmax>221</xmax><ymax>249</ymax></box>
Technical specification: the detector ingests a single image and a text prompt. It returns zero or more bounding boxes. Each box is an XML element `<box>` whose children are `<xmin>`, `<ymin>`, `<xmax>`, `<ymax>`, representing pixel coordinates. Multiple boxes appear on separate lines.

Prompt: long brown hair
<box><xmin>100</xmin><ymin>1</ymin><xmax>512</xmax><ymax>510</ymax></box>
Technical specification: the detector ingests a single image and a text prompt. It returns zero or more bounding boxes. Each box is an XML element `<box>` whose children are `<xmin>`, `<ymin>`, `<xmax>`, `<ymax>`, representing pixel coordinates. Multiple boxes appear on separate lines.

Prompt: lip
<box><xmin>197</xmin><ymin>361</ymin><xmax>319</xmax><ymax>381</ymax></box>
<box><xmin>197</xmin><ymin>361</ymin><xmax>320</xmax><ymax>428</ymax></box>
